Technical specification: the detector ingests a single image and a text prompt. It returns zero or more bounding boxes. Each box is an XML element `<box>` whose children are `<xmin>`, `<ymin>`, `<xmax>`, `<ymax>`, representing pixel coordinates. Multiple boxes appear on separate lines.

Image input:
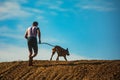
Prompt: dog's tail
<box><xmin>41</xmin><ymin>42</ymin><xmax>55</xmax><ymax>47</ymax></box>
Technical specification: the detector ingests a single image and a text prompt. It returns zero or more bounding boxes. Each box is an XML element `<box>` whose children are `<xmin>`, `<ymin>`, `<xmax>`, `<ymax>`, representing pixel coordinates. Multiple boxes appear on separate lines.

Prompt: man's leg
<box><xmin>28</xmin><ymin>49</ymin><xmax>33</xmax><ymax>66</ymax></box>
<box><xmin>28</xmin><ymin>41</ymin><xmax>33</xmax><ymax>66</ymax></box>
<box><xmin>29</xmin><ymin>57</ymin><xmax>33</xmax><ymax>66</ymax></box>
<box><xmin>31</xmin><ymin>42</ymin><xmax>38</xmax><ymax>60</ymax></box>
<box><xmin>29</xmin><ymin>49</ymin><xmax>37</xmax><ymax>66</ymax></box>
<box><xmin>29</xmin><ymin>51</ymin><xmax>32</xmax><ymax>58</ymax></box>
<box><xmin>31</xmin><ymin>52</ymin><xmax>37</xmax><ymax>58</ymax></box>
<box><xmin>29</xmin><ymin>37</ymin><xmax>38</xmax><ymax>66</ymax></box>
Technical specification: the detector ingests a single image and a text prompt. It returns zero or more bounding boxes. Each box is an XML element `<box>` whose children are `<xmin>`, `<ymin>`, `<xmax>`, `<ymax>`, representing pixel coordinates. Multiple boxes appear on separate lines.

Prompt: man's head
<box><xmin>33</xmin><ymin>21</ymin><xmax>38</xmax><ymax>26</ymax></box>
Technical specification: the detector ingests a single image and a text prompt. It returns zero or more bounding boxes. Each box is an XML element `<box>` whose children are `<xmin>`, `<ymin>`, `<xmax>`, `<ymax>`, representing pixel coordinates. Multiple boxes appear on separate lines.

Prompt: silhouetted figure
<box><xmin>25</xmin><ymin>21</ymin><xmax>41</xmax><ymax>66</ymax></box>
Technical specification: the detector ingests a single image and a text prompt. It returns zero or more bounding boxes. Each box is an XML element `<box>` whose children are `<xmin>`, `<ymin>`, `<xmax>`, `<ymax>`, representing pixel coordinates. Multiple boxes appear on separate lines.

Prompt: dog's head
<box><xmin>66</xmin><ymin>48</ymin><xmax>70</xmax><ymax>56</ymax></box>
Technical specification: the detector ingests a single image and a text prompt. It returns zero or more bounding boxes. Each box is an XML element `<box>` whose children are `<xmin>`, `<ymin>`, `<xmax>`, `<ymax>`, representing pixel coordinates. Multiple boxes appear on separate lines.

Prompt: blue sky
<box><xmin>0</xmin><ymin>0</ymin><xmax>120</xmax><ymax>62</ymax></box>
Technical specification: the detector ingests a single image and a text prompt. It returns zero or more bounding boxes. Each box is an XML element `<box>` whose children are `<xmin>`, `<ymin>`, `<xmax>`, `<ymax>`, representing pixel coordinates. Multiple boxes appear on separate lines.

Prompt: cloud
<box><xmin>0</xmin><ymin>0</ymin><xmax>116</xmax><ymax>21</ymax></box>
<box><xmin>0</xmin><ymin>44</ymin><xmax>86</xmax><ymax>62</ymax></box>
<box><xmin>3</xmin><ymin>0</ymin><xmax>28</xmax><ymax>4</ymax></box>
<box><xmin>36</xmin><ymin>0</ymin><xmax>69</xmax><ymax>15</ymax></box>
<box><xmin>0</xmin><ymin>1</ymin><xmax>31</xmax><ymax>20</ymax></box>
<box><xmin>49</xmin><ymin>11</ymin><xmax>58</xmax><ymax>16</ymax></box>
<box><xmin>41</xmin><ymin>37</ymin><xmax>67</xmax><ymax>45</ymax></box>
<box><xmin>0</xmin><ymin>45</ymin><xmax>28</xmax><ymax>62</ymax></box>
<box><xmin>25</xmin><ymin>7</ymin><xmax>44</xmax><ymax>14</ymax></box>
<box><xmin>0</xmin><ymin>33</ymin><xmax>23</xmax><ymax>40</ymax></box>
<box><xmin>49</xmin><ymin>5</ymin><xmax>68</xmax><ymax>12</ymax></box>
<box><xmin>0</xmin><ymin>26</ymin><xmax>13</xmax><ymax>33</ymax></box>
<box><xmin>68</xmin><ymin>54</ymin><xmax>86</xmax><ymax>60</ymax></box>
<box><xmin>23</xmin><ymin>7</ymin><xmax>48</xmax><ymax>23</ymax></box>
<box><xmin>0</xmin><ymin>0</ymin><xmax>47</xmax><ymax>21</ymax></box>
<box><xmin>81</xmin><ymin>5</ymin><xmax>115</xmax><ymax>11</ymax></box>
<box><xmin>0</xmin><ymin>26</ymin><xmax>25</xmax><ymax>40</ymax></box>
<box><xmin>36</xmin><ymin>0</ymin><xmax>63</xmax><ymax>7</ymax></box>
<box><xmin>75</xmin><ymin>0</ymin><xmax>116</xmax><ymax>12</ymax></box>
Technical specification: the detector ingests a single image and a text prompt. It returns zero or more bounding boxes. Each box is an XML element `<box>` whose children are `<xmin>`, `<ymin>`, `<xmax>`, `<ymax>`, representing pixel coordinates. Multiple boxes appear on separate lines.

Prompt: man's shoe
<box><xmin>28</xmin><ymin>57</ymin><xmax>33</xmax><ymax>66</ymax></box>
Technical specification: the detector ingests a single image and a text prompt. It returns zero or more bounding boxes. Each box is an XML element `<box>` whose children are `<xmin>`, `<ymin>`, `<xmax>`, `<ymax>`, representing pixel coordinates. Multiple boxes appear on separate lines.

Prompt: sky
<box><xmin>0</xmin><ymin>0</ymin><xmax>120</xmax><ymax>62</ymax></box>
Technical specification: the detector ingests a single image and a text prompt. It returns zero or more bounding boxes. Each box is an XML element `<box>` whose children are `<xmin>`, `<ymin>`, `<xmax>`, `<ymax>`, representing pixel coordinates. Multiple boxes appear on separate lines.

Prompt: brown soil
<box><xmin>0</xmin><ymin>60</ymin><xmax>120</xmax><ymax>80</ymax></box>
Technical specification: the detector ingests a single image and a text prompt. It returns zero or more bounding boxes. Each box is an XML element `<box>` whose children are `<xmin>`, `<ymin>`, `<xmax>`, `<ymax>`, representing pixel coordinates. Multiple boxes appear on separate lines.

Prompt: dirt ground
<box><xmin>0</xmin><ymin>60</ymin><xmax>120</xmax><ymax>80</ymax></box>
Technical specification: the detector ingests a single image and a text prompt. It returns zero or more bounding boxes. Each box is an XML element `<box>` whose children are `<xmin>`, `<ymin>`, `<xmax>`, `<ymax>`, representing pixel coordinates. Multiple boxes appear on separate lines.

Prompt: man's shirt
<box><xmin>26</xmin><ymin>26</ymin><xmax>39</xmax><ymax>38</ymax></box>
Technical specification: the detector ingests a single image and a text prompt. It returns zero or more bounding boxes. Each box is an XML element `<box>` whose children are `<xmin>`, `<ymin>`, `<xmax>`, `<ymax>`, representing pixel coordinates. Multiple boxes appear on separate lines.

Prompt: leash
<box><xmin>41</xmin><ymin>42</ymin><xmax>55</xmax><ymax>47</ymax></box>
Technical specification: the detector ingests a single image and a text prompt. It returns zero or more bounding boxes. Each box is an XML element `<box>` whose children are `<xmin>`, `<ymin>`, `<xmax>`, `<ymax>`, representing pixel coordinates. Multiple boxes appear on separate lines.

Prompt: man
<box><xmin>25</xmin><ymin>21</ymin><xmax>41</xmax><ymax>66</ymax></box>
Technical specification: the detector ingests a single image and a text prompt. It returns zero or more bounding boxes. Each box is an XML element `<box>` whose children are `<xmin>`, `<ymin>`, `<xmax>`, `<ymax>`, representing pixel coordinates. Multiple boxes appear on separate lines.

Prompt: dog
<box><xmin>50</xmin><ymin>46</ymin><xmax>70</xmax><ymax>61</ymax></box>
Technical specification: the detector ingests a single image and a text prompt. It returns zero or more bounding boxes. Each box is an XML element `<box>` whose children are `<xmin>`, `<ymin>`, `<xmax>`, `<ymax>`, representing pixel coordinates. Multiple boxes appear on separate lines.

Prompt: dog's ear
<box><xmin>66</xmin><ymin>48</ymin><xmax>68</xmax><ymax>51</ymax></box>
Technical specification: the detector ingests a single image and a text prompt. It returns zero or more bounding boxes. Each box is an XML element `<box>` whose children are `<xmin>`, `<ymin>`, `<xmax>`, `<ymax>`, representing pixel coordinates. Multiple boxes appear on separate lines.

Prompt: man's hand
<box><xmin>38</xmin><ymin>40</ymin><xmax>41</xmax><ymax>44</ymax></box>
<box><xmin>25</xmin><ymin>36</ymin><xmax>28</xmax><ymax>39</ymax></box>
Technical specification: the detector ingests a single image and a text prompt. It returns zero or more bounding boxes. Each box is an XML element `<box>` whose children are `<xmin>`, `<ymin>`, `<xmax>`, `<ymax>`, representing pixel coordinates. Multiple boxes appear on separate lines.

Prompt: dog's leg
<box><xmin>56</xmin><ymin>55</ymin><xmax>59</xmax><ymax>61</ymax></box>
<box><xmin>50</xmin><ymin>53</ymin><xmax>54</xmax><ymax>61</ymax></box>
<box><xmin>64</xmin><ymin>56</ymin><xmax>67</xmax><ymax>61</ymax></box>
<box><xmin>50</xmin><ymin>50</ymin><xmax>55</xmax><ymax>61</ymax></box>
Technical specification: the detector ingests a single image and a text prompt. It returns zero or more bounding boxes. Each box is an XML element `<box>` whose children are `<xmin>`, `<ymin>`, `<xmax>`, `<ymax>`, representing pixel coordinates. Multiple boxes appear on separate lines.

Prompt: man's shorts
<box><xmin>27</xmin><ymin>37</ymin><xmax>38</xmax><ymax>53</ymax></box>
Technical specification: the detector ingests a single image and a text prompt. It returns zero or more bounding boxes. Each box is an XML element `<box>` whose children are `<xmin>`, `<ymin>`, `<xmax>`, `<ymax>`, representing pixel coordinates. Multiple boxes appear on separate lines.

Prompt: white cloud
<box><xmin>0</xmin><ymin>0</ymin><xmax>116</xmax><ymax>21</ymax></box>
<box><xmin>0</xmin><ymin>1</ymin><xmax>31</xmax><ymax>20</ymax></box>
<box><xmin>49</xmin><ymin>5</ymin><xmax>69</xmax><ymax>12</ymax></box>
<box><xmin>81</xmin><ymin>5</ymin><xmax>115</xmax><ymax>11</ymax></box>
<box><xmin>0</xmin><ymin>33</ymin><xmax>24</xmax><ymax>40</ymax></box>
<box><xmin>68</xmin><ymin>54</ymin><xmax>86</xmax><ymax>60</ymax></box>
<box><xmin>0</xmin><ymin>45</ymin><xmax>28</xmax><ymax>62</ymax></box>
<box><xmin>0</xmin><ymin>44</ymin><xmax>86</xmax><ymax>62</ymax></box>
<box><xmin>41</xmin><ymin>37</ymin><xmax>67</xmax><ymax>45</ymax></box>
<box><xmin>25</xmin><ymin>7</ymin><xmax>44</xmax><ymax>14</ymax></box>
<box><xmin>56</xmin><ymin>0</ymin><xmax>63</xmax><ymax>5</ymax></box>
<box><xmin>5</xmin><ymin>0</ymin><xmax>28</xmax><ymax>4</ymax></box>
<box><xmin>36</xmin><ymin>0</ymin><xmax>69</xmax><ymax>14</ymax></box>
<box><xmin>17</xmin><ymin>25</ymin><xmax>26</xmax><ymax>32</ymax></box>
<box><xmin>35</xmin><ymin>16</ymin><xmax>49</xmax><ymax>23</ymax></box>
<box><xmin>50</xmin><ymin>11</ymin><xmax>58</xmax><ymax>16</ymax></box>
<box><xmin>0</xmin><ymin>25</ymin><xmax>24</xmax><ymax>33</ymax></box>
<box><xmin>0</xmin><ymin>26</ymin><xmax>13</xmax><ymax>33</ymax></box>
<box><xmin>36</xmin><ymin>0</ymin><xmax>63</xmax><ymax>7</ymax></box>
<box><xmin>0</xmin><ymin>26</ymin><xmax>25</xmax><ymax>40</ymax></box>
<box><xmin>75</xmin><ymin>0</ymin><xmax>116</xmax><ymax>12</ymax></box>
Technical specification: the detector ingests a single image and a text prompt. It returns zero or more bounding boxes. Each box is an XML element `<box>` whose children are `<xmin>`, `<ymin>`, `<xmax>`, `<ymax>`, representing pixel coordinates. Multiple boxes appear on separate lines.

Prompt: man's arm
<box><xmin>25</xmin><ymin>30</ymin><xmax>28</xmax><ymax>39</ymax></box>
<box><xmin>37</xmin><ymin>28</ymin><xmax>41</xmax><ymax>44</ymax></box>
